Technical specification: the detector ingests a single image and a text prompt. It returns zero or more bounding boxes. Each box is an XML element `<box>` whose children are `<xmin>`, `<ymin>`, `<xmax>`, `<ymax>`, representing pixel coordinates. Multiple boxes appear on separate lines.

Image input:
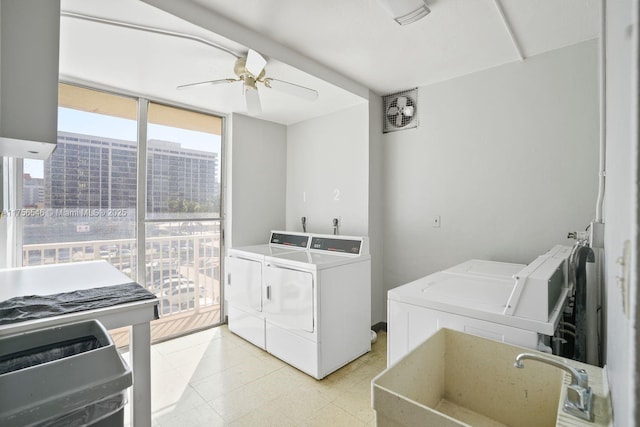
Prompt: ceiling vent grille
<box><xmin>383</xmin><ymin>88</ymin><xmax>418</xmax><ymax>133</ymax></box>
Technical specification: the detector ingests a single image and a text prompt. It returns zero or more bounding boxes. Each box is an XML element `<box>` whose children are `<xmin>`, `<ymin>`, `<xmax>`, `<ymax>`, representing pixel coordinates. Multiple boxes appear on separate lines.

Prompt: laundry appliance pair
<box><xmin>226</xmin><ymin>231</ymin><xmax>371</xmax><ymax>379</ymax></box>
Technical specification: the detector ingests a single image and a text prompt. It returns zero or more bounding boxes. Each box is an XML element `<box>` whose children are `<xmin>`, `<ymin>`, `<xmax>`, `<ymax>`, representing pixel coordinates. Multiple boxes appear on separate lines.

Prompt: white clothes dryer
<box><xmin>261</xmin><ymin>234</ymin><xmax>371</xmax><ymax>379</ymax></box>
<box><xmin>226</xmin><ymin>231</ymin><xmax>309</xmax><ymax>349</ymax></box>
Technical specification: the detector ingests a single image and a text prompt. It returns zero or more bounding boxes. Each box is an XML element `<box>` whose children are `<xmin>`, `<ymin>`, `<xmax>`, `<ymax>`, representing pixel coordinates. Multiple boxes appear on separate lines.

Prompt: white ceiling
<box><xmin>60</xmin><ymin>0</ymin><xmax>366</xmax><ymax>125</ymax></box>
<box><xmin>59</xmin><ymin>0</ymin><xmax>600</xmax><ymax>125</ymax></box>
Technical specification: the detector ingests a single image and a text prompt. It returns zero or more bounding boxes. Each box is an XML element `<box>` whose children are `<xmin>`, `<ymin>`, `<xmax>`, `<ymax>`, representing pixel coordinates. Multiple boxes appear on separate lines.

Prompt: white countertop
<box><xmin>0</xmin><ymin>260</ymin><xmax>134</xmax><ymax>301</ymax></box>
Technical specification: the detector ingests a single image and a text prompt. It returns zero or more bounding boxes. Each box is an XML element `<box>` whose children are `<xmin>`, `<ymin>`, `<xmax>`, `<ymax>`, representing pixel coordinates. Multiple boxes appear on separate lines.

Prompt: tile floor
<box><xmin>122</xmin><ymin>325</ymin><xmax>387</xmax><ymax>426</ymax></box>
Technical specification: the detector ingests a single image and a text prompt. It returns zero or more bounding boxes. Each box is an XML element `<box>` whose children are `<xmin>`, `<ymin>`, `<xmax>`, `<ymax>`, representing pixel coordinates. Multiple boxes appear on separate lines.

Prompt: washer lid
<box><xmin>265</xmin><ymin>249</ymin><xmax>369</xmax><ymax>270</ymax></box>
<box><xmin>418</xmin><ymin>272</ymin><xmax>513</xmax><ymax>314</ymax></box>
<box><xmin>308</xmin><ymin>251</ymin><xmax>370</xmax><ymax>269</ymax></box>
<box><xmin>228</xmin><ymin>231</ymin><xmax>311</xmax><ymax>259</ymax></box>
<box><xmin>388</xmin><ymin>271</ymin><xmax>564</xmax><ymax>335</ymax></box>
<box><xmin>443</xmin><ymin>259</ymin><xmax>525</xmax><ymax>279</ymax></box>
<box><xmin>229</xmin><ymin>244</ymin><xmax>304</xmax><ymax>260</ymax></box>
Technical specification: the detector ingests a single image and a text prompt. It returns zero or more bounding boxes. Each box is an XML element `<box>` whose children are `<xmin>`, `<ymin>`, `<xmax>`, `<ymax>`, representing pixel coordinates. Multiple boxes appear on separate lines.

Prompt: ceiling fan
<box><xmin>177</xmin><ymin>49</ymin><xmax>319</xmax><ymax>115</ymax></box>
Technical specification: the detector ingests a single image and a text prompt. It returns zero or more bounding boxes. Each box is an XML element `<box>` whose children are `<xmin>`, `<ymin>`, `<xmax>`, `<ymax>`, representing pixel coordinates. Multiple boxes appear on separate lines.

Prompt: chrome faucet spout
<box><xmin>514</xmin><ymin>353</ymin><xmax>587</xmax><ymax>388</ymax></box>
<box><xmin>514</xmin><ymin>352</ymin><xmax>593</xmax><ymax>422</ymax></box>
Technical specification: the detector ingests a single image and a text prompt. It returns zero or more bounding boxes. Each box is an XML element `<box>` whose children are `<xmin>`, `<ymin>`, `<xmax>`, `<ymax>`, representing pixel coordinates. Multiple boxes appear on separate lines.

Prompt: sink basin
<box><xmin>372</xmin><ymin>328</ymin><xmax>564</xmax><ymax>427</ymax></box>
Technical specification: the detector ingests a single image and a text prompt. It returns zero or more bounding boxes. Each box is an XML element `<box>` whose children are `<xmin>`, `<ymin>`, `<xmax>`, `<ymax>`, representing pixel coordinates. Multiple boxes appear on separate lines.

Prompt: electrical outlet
<box><xmin>432</xmin><ymin>215</ymin><xmax>441</xmax><ymax>228</ymax></box>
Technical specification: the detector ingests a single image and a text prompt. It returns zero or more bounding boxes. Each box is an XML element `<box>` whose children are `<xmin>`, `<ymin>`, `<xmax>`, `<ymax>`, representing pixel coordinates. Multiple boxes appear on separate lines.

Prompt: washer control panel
<box><xmin>310</xmin><ymin>237</ymin><xmax>362</xmax><ymax>254</ymax></box>
<box><xmin>270</xmin><ymin>232</ymin><xmax>309</xmax><ymax>248</ymax></box>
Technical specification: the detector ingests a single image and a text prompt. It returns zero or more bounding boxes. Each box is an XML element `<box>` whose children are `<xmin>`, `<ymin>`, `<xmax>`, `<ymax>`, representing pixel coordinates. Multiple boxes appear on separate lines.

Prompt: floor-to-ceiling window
<box><xmin>20</xmin><ymin>83</ymin><xmax>224</xmax><ymax>343</ymax></box>
<box><xmin>23</xmin><ymin>84</ymin><xmax>138</xmax><ymax>269</ymax></box>
<box><xmin>144</xmin><ymin>102</ymin><xmax>223</xmax><ymax>320</ymax></box>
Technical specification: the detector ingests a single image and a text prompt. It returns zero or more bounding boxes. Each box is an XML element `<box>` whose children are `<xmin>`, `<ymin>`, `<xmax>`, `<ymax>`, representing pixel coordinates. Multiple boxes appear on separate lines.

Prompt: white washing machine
<box><xmin>387</xmin><ymin>245</ymin><xmax>572</xmax><ymax>366</ymax></box>
<box><xmin>261</xmin><ymin>234</ymin><xmax>371</xmax><ymax>379</ymax></box>
<box><xmin>226</xmin><ymin>231</ymin><xmax>310</xmax><ymax>349</ymax></box>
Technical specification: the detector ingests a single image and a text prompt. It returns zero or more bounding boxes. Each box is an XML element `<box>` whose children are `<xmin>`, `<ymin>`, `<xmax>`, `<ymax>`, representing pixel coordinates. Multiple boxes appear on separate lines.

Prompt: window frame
<box><xmin>12</xmin><ymin>82</ymin><xmax>227</xmax><ymax>313</ymax></box>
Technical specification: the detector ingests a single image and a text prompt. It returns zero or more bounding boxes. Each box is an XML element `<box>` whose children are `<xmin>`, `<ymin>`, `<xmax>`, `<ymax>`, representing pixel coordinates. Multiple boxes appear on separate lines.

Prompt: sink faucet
<box><xmin>514</xmin><ymin>353</ymin><xmax>593</xmax><ymax>422</ymax></box>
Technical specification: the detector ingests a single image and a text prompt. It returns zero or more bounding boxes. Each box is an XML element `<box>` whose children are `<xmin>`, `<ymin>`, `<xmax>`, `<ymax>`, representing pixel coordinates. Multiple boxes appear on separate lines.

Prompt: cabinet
<box><xmin>0</xmin><ymin>0</ymin><xmax>60</xmax><ymax>159</ymax></box>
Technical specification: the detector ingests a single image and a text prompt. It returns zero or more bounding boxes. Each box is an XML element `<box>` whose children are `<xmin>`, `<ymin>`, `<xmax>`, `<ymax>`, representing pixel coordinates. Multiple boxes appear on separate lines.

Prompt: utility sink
<box><xmin>372</xmin><ymin>329</ymin><xmax>564</xmax><ymax>427</ymax></box>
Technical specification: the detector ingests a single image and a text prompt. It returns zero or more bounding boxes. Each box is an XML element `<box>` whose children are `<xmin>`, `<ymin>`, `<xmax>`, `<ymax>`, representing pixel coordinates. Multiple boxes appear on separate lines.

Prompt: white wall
<box><xmin>0</xmin><ymin>161</ymin><xmax>5</xmax><ymax>269</ymax></box>
<box><xmin>603</xmin><ymin>0</ymin><xmax>639</xmax><ymax>424</ymax></box>
<box><xmin>228</xmin><ymin>113</ymin><xmax>287</xmax><ymax>248</ymax></box>
<box><xmin>285</xmin><ymin>103</ymin><xmax>369</xmax><ymax>237</ymax></box>
<box><xmin>383</xmin><ymin>40</ymin><xmax>600</xmax><ymax>293</ymax></box>
<box><xmin>369</xmin><ymin>92</ymin><xmax>385</xmax><ymax>325</ymax></box>
<box><xmin>0</xmin><ymin>1</ymin><xmax>4</xmax><ymax>267</ymax></box>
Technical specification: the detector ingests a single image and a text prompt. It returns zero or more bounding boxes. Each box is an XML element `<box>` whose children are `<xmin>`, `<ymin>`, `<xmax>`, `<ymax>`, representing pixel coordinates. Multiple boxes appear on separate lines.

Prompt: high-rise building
<box><xmin>23</xmin><ymin>174</ymin><xmax>44</xmax><ymax>208</ymax></box>
<box><xmin>146</xmin><ymin>139</ymin><xmax>219</xmax><ymax>216</ymax></box>
<box><xmin>44</xmin><ymin>132</ymin><xmax>218</xmax><ymax>213</ymax></box>
<box><xmin>44</xmin><ymin>132</ymin><xmax>136</xmax><ymax>209</ymax></box>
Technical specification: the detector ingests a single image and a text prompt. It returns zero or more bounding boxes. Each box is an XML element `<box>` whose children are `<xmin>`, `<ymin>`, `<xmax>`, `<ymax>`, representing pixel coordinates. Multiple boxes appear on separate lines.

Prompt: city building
<box><xmin>44</xmin><ymin>131</ymin><xmax>218</xmax><ymax>213</ymax></box>
<box><xmin>23</xmin><ymin>173</ymin><xmax>44</xmax><ymax>208</ymax></box>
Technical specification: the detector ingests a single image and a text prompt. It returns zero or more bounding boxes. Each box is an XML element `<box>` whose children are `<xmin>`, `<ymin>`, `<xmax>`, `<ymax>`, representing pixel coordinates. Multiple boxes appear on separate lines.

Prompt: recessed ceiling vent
<box><xmin>383</xmin><ymin>88</ymin><xmax>418</xmax><ymax>133</ymax></box>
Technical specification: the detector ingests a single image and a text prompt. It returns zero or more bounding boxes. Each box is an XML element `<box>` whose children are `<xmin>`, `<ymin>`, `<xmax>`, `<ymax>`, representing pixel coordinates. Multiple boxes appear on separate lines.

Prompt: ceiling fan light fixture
<box><xmin>377</xmin><ymin>0</ymin><xmax>430</xmax><ymax>25</ymax></box>
<box><xmin>178</xmin><ymin>48</ymin><xmax>318</xmax><ymax>116</ymax></box>
<box><xmin>244</xmin><ymin>76</ymin><xmax>258</xmax><ymax>90</ymax></box>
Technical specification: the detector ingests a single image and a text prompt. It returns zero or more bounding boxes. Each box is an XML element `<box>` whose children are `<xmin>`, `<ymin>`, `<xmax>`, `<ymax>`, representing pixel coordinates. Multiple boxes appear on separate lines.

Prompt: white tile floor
<box><xmin>122</xmin><ymin>325</ymin><xmax>387</xmax><ymax>427</ymax></box>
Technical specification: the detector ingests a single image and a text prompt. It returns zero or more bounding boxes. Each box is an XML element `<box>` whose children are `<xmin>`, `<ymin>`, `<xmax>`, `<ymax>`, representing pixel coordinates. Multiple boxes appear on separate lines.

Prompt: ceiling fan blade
<box><xmin>396</xmin><ymin>96</ymin><xmax>407</xmax><ymax>109</ymax></box>
<box><xmin>264</xmin><ymin>78</ymin><xmax>319</xmax><ymax>101</ymax></box>
<box><xmin>177</xmin><ymin>79</ymin><xmax>236</xmax><ymax>90</ymax></box>
<box><xmin>245</xmin><ymin>49</ymin><xmax>267</xmax><ymax>77</ymax></box>
<box><xmin>245</xmin><ymin>88</ymin><xmax>262</xmax><ymax>115</ymax></box>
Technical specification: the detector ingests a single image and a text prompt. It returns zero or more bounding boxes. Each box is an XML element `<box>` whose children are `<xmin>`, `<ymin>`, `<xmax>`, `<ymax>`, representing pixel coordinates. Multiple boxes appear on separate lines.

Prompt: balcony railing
<box><xmin>22</xmin><ymin>233</ymin><xmax>221</xmax><ymax>317</ymax></box>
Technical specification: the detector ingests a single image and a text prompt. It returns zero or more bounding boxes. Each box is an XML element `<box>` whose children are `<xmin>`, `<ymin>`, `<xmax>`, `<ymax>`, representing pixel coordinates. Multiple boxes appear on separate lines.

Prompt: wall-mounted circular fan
<box><xmin>383</xmin><ymin>88</ymin><xmax>419</xmax><ymax>133</ymax></box>
<box><xmin>178</xmin><ymin>49</ymin><xmax>319</xmax><ymax>115</ymax></box>
<box><xmin>386</xmin><ymin>95</ymin><xmax>415</xmax><ymax>127</ymax></box>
